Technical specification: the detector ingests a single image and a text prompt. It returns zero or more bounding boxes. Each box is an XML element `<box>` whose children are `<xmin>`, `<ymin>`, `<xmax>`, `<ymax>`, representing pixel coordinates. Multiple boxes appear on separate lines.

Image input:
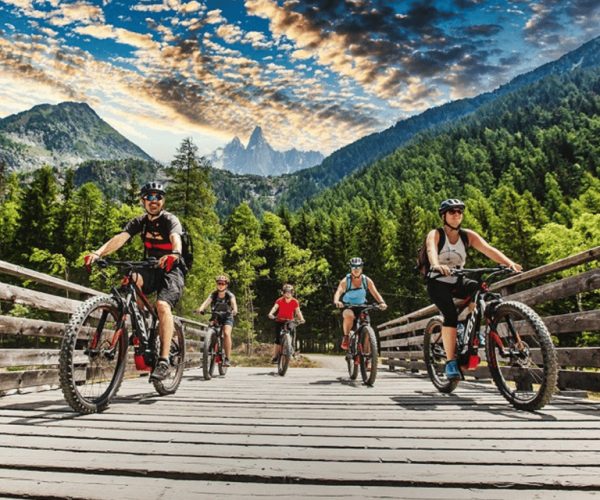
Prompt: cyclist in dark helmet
<box><xmin>333</xmin><ymin>257</ymin><xmax>387</xmax><ymax>350</ymax></box>
<box><xmin>84</xmin><ymin>181</ymin><xmax>186</xmax><ymax>382</ymax></box>
<box><xmin>196</xmin><ymin>275</ymin><xmax>238</xmax><ymax>367</ymax></box>
<box><xmin>268</xmin><ymin>283</ymin><xmax>305</xmax><ymax>364</ymax></box>
<box><xmin>426</xmin><ymin>198</ymin><xmax>522</xmax><ymax>380</ymax></box>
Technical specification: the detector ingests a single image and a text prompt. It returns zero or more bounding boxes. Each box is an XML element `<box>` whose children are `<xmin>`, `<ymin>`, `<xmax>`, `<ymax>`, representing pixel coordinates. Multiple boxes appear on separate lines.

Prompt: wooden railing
<box><xmin>0</xmin><ymin>260</ymin><xmax>208</xmax><ymax>393</ymax></box>
<box><xmin>378</xmin><ymin>247</ymin><xmax>600</xmax><ymax>392</ymax></box>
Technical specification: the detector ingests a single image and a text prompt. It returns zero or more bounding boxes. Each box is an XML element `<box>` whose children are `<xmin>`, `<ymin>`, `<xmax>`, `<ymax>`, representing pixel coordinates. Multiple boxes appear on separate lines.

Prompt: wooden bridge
<box><xmin>1</xmin><ymin>362</ymin><xmax>600</xmax><ymax>499</ymax></box>
<box><xmin>2</xmin><ymin>251</ymin><xmax>600</xmax><ymax>498</ymax></box>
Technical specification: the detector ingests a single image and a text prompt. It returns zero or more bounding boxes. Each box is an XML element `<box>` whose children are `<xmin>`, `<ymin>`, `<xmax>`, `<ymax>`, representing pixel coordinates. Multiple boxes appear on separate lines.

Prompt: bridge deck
<box><xmin>0</xmin><ymin>360</ymin><xmax>599</xmax><ymax>499</ymax></box>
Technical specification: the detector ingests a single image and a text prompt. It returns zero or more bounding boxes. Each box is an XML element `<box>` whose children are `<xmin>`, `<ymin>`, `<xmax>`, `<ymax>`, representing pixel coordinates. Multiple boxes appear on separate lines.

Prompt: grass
<box><xmin>229</xmin><ymin>343</ymin><xmax>319</xmax><ymax>368</ymax></box>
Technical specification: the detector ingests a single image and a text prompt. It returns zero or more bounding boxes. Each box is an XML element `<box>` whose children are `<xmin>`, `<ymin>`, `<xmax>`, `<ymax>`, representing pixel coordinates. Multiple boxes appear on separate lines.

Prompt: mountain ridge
<box><xmin>0</xmin><ymin>102</ymin><xmax>154</xmax><ymax>172</ymax></box>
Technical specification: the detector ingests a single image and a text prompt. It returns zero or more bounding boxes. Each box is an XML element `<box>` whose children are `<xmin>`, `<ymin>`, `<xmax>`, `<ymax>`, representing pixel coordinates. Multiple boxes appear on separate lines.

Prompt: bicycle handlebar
<box><xmin>339</xmin><ymin>303</ymin><xmax>382</xmax><ymax>312</ymax></box>
<box><xmin>450</xmin><ymin>266</ymin><xmax>520</xmax><ymax>280</ymax></box>
<box><xmin>96</xmin><ymin>258</ymin><xmax>159</xmax><ymax>270</ymax></box>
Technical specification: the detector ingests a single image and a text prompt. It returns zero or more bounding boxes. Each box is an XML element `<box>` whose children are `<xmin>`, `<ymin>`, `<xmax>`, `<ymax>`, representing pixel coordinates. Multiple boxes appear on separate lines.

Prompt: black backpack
<box><xmin>414</xmin><ymin>227</ymin><xmax>469</xmax><ymax>276</ymax></box>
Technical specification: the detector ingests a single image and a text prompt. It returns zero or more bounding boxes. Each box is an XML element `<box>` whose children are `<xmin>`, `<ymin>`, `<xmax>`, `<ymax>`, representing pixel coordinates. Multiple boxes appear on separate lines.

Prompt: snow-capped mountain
<box><xmin>207</xmin><ymin>126</ymin><xmax>323</xmax><ymax>176</ymax></box>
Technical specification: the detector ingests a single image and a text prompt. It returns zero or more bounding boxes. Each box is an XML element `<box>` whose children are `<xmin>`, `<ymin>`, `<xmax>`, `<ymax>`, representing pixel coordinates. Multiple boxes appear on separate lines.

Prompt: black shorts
<box><xmin>274</xmin><ymin>321</ymin><xmax>292</xmax><ymax>344</ymax></box>
<box><xmin>426</xmin><ymin>278</ymin><xmax>479</xmax><ymax>328</ymax></box>
<box><xmin>136</xmin><ymin>264</ymin><xmax>185</xmax><ymax>309</ymax></box>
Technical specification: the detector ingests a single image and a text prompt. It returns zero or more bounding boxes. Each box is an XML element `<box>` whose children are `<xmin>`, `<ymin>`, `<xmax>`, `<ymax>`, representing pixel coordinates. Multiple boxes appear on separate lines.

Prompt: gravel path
<box><xmin>303</xmin><ymin>354</ymin><xmax>347</xmax><ymax>371</ymax></box>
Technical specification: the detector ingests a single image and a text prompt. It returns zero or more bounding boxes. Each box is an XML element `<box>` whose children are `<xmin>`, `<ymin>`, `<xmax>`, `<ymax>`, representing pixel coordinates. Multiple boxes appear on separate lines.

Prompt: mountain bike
<box><xmin>59</xmin><ymin>258</ymin><xmax>185</xmax><ymax>414</ymax></box>
<box><xmin>201</xmin><ymin>310</ymin><xmax>232</xmax><ymax>380</ymax></box>
<box><xmin>423</xmin><ymin>266</ymin><xmax>558</xmax><ymax>411</ymax></box>
<box><xmin>342</xmin><ymin>303</ymin><xmax>381</xmax><ymax>386</ymax></box>
<box><xmin>273</xmin><ymin>319</ymin><xmax>301</xmax><ymax>376</ymax></box>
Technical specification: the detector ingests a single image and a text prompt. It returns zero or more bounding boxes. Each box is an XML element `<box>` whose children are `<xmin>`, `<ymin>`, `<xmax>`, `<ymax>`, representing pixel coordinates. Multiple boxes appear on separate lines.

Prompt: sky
<box><xmin>1</xmin><ymin>0</ymin><xmax>600</xmax><ymax>164</ymax></box>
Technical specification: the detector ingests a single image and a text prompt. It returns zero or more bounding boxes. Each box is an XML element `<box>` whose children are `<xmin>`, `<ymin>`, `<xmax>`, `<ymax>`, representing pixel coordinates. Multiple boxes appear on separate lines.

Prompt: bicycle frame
<box><xmin>452</xmin><ymin>268</ymin><xmax>508</xmax><ymax>369</ymax></box>
<box><xmin>93</xmin><ymin>260</ymin><xmax>160</xmax><ymax>371</ymax></box>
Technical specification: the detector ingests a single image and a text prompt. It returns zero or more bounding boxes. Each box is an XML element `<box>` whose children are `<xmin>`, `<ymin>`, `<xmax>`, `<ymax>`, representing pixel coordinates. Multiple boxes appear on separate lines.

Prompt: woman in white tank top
<box><xmin>425</xmin><ymin>199</ymin><xmax>522</xmax><ymax>381</ymax></box>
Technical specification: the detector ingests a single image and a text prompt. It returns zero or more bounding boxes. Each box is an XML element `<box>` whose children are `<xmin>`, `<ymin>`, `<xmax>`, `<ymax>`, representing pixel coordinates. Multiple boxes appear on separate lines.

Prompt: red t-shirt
<box><xmin>276</xmin><ymin>297</ymin><xmax>299</xmax><ymax>321</ymax></box>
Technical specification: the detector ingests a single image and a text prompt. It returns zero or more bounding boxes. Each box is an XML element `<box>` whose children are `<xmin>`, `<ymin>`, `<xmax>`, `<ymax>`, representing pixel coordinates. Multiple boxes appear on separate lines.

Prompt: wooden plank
<box><xmin>0</xmin><ymin>282</ymin><xmax>82</xmax><ymax>314</ymax></box>
<box><xmin>0</xmin><ymin>315</ymin><xmax>66</xmax><ymax>338</ymax></box>
<box><xmin>505</xmin><ymin>268</ymin><xmax>600</xmax><ymax>306</ymax></box>
<box><xmin>0</xmin><ymin>259</ymin><xmax>102</xmax><ymax>297</ymax></box>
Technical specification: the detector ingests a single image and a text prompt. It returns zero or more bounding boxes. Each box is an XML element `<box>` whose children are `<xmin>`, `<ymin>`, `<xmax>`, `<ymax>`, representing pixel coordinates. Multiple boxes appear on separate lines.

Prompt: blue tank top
<box><xmin>342</xmin><ymin>274</ymin><xmax>368</xmax><ymax>305</ymax></box>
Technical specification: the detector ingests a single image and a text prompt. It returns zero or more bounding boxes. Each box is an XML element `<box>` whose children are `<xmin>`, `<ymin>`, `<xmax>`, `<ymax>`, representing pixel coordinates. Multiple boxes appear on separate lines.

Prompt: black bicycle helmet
<box><xmin>140</xmin><ymin>181</ymin><xmax>166</xmax><ymax>196</ymax></box>
<box><xmin>438</xmin><ymin>199</ymin><xmax>465</xmax><ymax>216</ymax></box>
<box><xmin>349</xmin><ymin>257</ymin><xmax>364</xmax><ymax>267</ymax></box>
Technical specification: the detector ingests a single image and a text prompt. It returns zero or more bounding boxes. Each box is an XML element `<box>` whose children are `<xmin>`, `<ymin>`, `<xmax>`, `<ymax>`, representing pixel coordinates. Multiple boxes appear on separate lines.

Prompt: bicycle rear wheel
<box><xmin>153</xmin><ymin>319</ymin><xmax>185</xmax><ymax>395</ymax></box>
<box><xmin>346</xmin><ymin>334</ymin><xmax>359</xmax><ymax>380</ymax></box>
<box><xmin>278</xmin><ymin>333</ymin><xmax>291</xmax><ymax>376</ymax></box>
<box><xmin>202</xmin><ymin>329</ymin><xmax>217</xmax><ymax>380</ymax></box>
<box><xmin>59</xmin><ymin>296</ymin><xmax>128</xmax><ymax>414</ymax></box>
<box><xmin>486</xmin><ymin>301</ymin><xmax>557</xmax><ymax>411</ymax></box>
<box><xmin>359</xmin><ymin>326</ymin><xmax>378</xmax><ymax>386</ymax></box>
<box><xmin>423</xmin><ymin>315</ymin><xmax>460</xmax><ymax>393</ymax></box>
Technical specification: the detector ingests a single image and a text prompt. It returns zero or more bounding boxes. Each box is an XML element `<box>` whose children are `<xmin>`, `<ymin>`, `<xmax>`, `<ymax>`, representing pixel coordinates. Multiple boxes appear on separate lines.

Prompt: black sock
<box><xmin>159</xmin><ymin>357</ymin><xmax>169</xmax><ymax>365</ymax></box>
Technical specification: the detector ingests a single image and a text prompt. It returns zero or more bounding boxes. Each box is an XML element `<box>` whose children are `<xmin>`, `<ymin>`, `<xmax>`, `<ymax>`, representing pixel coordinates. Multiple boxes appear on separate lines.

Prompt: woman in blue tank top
<box><xmin>333</xmin><ymin>257</ymin><xmax>387</xmax><ymax>350</ymax></box>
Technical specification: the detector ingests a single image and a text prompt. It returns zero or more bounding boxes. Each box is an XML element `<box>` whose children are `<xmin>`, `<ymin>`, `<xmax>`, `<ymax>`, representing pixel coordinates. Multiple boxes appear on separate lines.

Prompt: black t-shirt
<box><xmin>122</xmin><ymin>211</ymin><xmax>183</xmax><ymax>259</ymax></box>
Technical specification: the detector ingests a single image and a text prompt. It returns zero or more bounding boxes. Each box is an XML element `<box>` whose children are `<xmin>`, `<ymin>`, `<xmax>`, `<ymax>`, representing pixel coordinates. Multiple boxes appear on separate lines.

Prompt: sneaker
<box><xmin>150</xmin><ymin>361</ymin><xmax>170</xmax><ymax>382</ymax></box>
<box><xmin>271</xmin><ymin>357</ymin><xmax>278</xmax><ymax>364</ymax></box>
<box><xmin>445</xmin><ymin>360</ymin><xmax>460</xmax><ymax>380</ymax></box>
<box><xmin>223</xmin><ymin>357</ymin><xmax>231</xmax><ymax>367</ymax></box>
<box><xmin>341</xmin><ymin>335</ymin><xmax>349</xmax><ymax>350</ymax></box>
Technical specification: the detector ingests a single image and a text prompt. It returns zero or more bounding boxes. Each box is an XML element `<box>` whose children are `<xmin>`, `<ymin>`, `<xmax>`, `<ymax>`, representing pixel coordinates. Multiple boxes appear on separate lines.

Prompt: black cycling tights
<box><xmin>426</xmin><ymin>278</ymin><xmax>479</xmax><ymax>328</ymax></box>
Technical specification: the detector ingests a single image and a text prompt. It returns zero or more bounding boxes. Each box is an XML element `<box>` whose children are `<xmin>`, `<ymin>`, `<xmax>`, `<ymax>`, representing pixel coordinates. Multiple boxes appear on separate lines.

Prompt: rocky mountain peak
<box><xmin>207</xmin><ymin>126</ymin><xmax>323</xmax><ymax>176</ymax></box>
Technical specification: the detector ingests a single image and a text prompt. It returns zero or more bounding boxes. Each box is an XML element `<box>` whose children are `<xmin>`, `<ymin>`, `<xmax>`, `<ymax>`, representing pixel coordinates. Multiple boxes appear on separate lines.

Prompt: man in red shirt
<box><xmin>268</xmin><ymin>284</ymin><xmax>305</xmax><ymax>363</ymax></box>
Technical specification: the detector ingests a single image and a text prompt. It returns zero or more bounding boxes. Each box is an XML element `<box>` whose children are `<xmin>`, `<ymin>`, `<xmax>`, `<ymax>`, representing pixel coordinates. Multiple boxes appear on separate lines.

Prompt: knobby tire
<box><xmin>203</xmin><ymin>329</ymin><xmax>217</xmax><ymax>380</ymax></box>
<box><xmin>278</xmin><ymin>333</ymin><xmax>292</xmax><ymax>376</ymax></box>
<box><xmin>59</xmin><ymin>296</ymin><xmax>128</xmax><ymax>414</ymax></box>
<box><xmin>486</xmin><ymin>301</ymin><xmax>557</xmax><ymax>411</ymax></box>
<box><xmin>359</xmin><ymin>326</ymin><xmax>378</xmax><ymax>386</ymax></box>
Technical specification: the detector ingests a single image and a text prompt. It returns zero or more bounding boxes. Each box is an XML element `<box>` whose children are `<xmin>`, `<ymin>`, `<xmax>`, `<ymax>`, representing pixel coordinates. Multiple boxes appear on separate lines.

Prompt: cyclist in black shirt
<box><xmin>196</xmin><ymin>275</ymin><xmax>238</xmax><ymax>367</ymax></box>
<box><xmin>84</xmin><ymin>181</ymin><xmax>186</xmax><ymax>382</ymax></box>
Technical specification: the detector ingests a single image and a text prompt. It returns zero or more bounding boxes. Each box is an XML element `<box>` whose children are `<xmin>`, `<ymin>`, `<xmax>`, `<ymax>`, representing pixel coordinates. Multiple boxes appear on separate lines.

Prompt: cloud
<box><xmin>48</xmin><ymin>1</ymin><xmax>105</xmax><ymax>27</ymax></box>
<box><xmin>74</xmin><ymin>23</ymin><xmax>159</xmax><ymax>50</ymax></box>
<box><xmin>181</xmin><ymin>1</ymin><xmax>203</xmax><ymax>14</ymax></box>
<box><xmin>244</xmin><ymin>0</ymin><xmax>494</xmax><ymax>109</ymax></box>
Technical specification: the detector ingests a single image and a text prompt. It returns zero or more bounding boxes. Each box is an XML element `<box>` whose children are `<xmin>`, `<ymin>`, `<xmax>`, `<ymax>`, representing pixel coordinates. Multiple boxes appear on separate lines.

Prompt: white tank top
<box><xmin>430</xmin><ymin>232</ymin><xmax>468</xmax><ymax>283</ymax></box>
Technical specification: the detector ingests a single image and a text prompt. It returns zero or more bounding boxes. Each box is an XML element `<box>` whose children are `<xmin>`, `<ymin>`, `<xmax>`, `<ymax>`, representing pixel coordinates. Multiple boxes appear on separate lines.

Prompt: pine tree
<box><xmin>221</xmin><ymin>203</ymin><xmax>265</xmax><ymax>352</ymax></box>
<box><xmin>165</xmin><ymin>137</ymin><xmax>215</xmax><ymax>219</ymax></box>
<box><xmin>16</xmin><ymin>166</ymin><xmax>58</xmax><ymax>265</ymax></box>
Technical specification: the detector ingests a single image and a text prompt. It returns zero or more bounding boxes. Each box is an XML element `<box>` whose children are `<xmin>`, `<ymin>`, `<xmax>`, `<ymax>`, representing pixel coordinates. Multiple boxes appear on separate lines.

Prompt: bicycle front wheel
<box><xmin>59</xmin><ymin>296</ymin><xmax>128</xmax><ymax>414</ymax></box>
<box><xmin>359</xmin><ymin>326</ymin><xmax>378</xmax><ymax>386</ymax></box>
<box><xmin>218</xmin><ymin>339</ymin><xmax>228</xmax><ymax>376</ymax></box>
<box><xmin>486</xmin><ymin>301</ymin><xmax>557</xmax><ymax>411</ymax></box>
<box><xmin>153</xmin><ymin>319</ymin><xmax>185</xmax><ymax>396</ymax></box>
<box><xmin>202</xmin><ymin>329</ymin><xmax>217</xmax><ymax>380</ymax></box>
<box><xmin>278</xmin><ymin>333</ymin><xmax>292</xmax><ymax>376</ymax></box>
<box><xmin>423</xmin><ymin>315</ymin><xmax>459</xmax><ymax>393</ymax></box>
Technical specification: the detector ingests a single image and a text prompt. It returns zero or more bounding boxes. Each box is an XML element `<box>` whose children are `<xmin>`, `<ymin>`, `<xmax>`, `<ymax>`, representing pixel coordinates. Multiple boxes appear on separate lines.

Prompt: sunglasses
<box><xmin>447</xmin><ymin>209</ymin><xmax>463</xmax><ymax>215</ymax></box>
<box><xmin>217</xmin><ymin>281</ymin><xmax>227</xmax><ymax>286</ymax></box>
<box><xmin>143</xmin><ymin>194</ymin><xmax>164</xmax><ymax>201</ymax></box>
<box><xmin>351</xmin><ymin>265</ymin><xmax>363</xmax><ymax>269</ymax></box>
